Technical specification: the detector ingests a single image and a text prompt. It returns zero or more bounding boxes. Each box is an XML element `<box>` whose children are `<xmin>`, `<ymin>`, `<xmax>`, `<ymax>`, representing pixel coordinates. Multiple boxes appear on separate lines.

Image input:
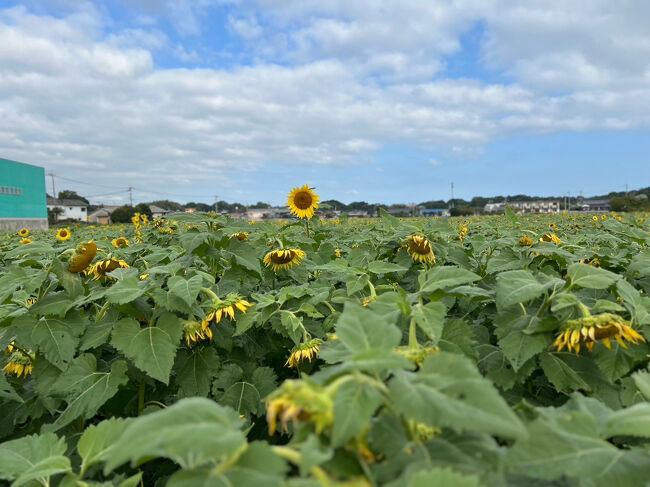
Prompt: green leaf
<box><xmin>632</xmin><ymin>370</ymin><xmax>650</xmax><ymax>400</ymax></box>
<box><xmin>103</xmin><ymin>397</ymin><xmax>246</xmax><ymax>472</ymax></box>
<box><xmin>504</xmin><ymin>205</ymin><xmax>519</xmax><ymax>225</ymax></box>
<box><xmin>567</xmin><ymin>263</ymin><xmax>620</xmax><ymax>289</ymax></box>
<box><xmin>389</xmin><ymin>352</ymin><xmax>527</xmax><ymax>440</ymax></box>
<box><xmin>539</xmin><ymin>352</ymin><xmax>590</xmax><ymax>393</ymax></box>
<box><xmin>367</xmin><ymin>261</ymin><xmax>408</xmax><ymax>274</ymax></box>
<box><xmin>29</xmin><ymin>292</ymin><xmax>74</xmax><ymax>317</ymax></box>
<box><xmin>77</xmin><ymin>418</ymin><xmax>133</xmax><ymax>473</ymax></box>
<box><xmin>495</xmin><ymin>270</ymin><xmax>546</xmax><ymax>309</ymax></box>
<box><xmin>111</xmin><ymin>315</ymin><xmax>181</xmax><ymax>384</ymax></box>
<box><xmin>419</xmin><ymin>266</ymin><xmax>481</xmax><ymax>293</ymax></box>
<box><xmin>232</xmin><ymin>249</ymin><xmax>262</xmax><ymax>278</ymax></box>
<box><xmin>411</xmin><ymin>301</ymin><xmax>446</xmax><ymax>343</ymax></box>
<box><xmin>0</xmin><ymin>374</ymin><xmax>22</xmax><ymax>403</ymax></box>
<box><xmin>45</xmin><ymin>354</ymin><xmax>128</xmax><ymax>432</ymax></box>
<box><xmin>604</xmin><ymin>403</ymin><xmax>650</xmax><ymax>438</ymax></box>
<box><xmin>12</xmin><ymin>312</ymin><xmax>87</xmax><ymax>370</ymax></box>
<box><xmin>409</xmin><ymin>468</ymin><xmax>480</xmax><ymax>487</ymax></box>
<box><xmin>51</xmin><ymin>259</ymin><xmax>84</xmax><ymax>299</ymax></box>
<box><xmin>0</xmin><ymin>433</ymin><xmax>70</xmax><ymax>486</ymax></box>
<box><xmin>167</xmin><ymin>275</ymin><xmax>203</xmax><ymax>307</ymax></box>
<box><xmin>105</xmin><ymin>273</ymin><xmax>145</xmax><ymax>305</ymax></box>
<box><xmin>175</xmin><ymin>347</ymin><xmax>221</xmax><ymax>397</ymax></box>
<box><xmin>331</xmin><ymin>380</ymin><xmax>382</xmax><ymax>447</ymax></box>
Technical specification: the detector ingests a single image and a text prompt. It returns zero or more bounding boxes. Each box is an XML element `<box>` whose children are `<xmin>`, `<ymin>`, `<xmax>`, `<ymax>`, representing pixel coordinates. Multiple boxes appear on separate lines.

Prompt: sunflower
<box><xmin>18</xmin><ymin>228</ymin><xmax>29</xmax><ymax>237</ymax></box>
<box><xmin>540</xmin><ymin>233</ymin><xmax>562</xmax><ymax>244</ymax></box>
<box><xmin>552</xmin><ymin>313</ymin><xmax>645</xmax><ymax>353</ymax></box>
<box><xmin>518</xmin><ymin>236</ymin><xmax>533</xmax><ymax>246</ymax></box>
<box><xmin>87</xmin><ymin>258</ymin><xmax>129</xmax><ymax>280</ymax></box>
<box><xmin>68</xmin><ymin>240</ymin><xmax>98</xmax><ymax>273</ymax></box>
<box><xmin>56</xmin><ymin>228</ymin><xmax>71</xmax><ymax>241</ymax></box>
<box><xmin>230</xmin><ymin>232</ymin><xmax>249</xmax><ymax>241</ymax></box>
<box><xmin>287</xmin><ymin>185</ymin><xmax>320</xmax><ymax>219</ymax></box>
<box><xmin>285</xmin><ymin>339</ymin><xmax>322</xmax><ymax>368</ymax></box>
<box><xmin>19</xmin><ymin>238</ymin><xmax>32</xmax><ymax>244</ymax></box>
<box><xmin>264</xmin><ymin>248</ymin><xmax>306</xmax><ymax>271</ymax></box>
<box><xmin>202</xmin><ymin>294</ymin><xmax>253</xmax><ymax>329</ymax></box>
<box><xmin>112</xmin><ymin>237</ymin><xmax>130</xmax><ymax>248</ymax></box>
<box><xmin>183</xmin><ymin>319</ymin><xmax>213</xmax><ymax>346</ymax></box>
<box><xmin>3</xmin><ymin>348</ymin><xmax>35</xmax><ymax>378</ymax></box>
<box><xmin>26</xmin><ymin>297</ymin><xmax>37</xmax><ymax>306</ymax></box>
<box><xmin>405</xmin><ymin>235</ymin><xmax>436</xmax><ymax>264</ymax></box>
<box><xmin>266</xmin><ymin>380</ymin><xmax>333</xmax><ymax>435</ymax></box>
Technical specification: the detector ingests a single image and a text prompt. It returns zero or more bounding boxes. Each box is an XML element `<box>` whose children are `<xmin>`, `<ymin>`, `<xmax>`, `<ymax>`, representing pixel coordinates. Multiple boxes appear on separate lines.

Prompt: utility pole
<box><xmin>48</xmin><ymin>172</ymin><xmax>56</xmax><ymax>199</ymax></box>
<box><xmin>450</xmin><ymin>182</ymin><xmax>454</xmax><ymax>208</ymax></box>
<box><xmin>128</xmin><ymin>187</ymin><xmax>133</xmax><ymax>206</ymax></box>
<box><xmin>625</xmin><ymin>184</ymin><xmax>628</xmax><ymax>197</ymax></box>
<box><xmin>214</xmin><ymin>195</ymin><xmax>219</xmax><ymax>213</ymax></box>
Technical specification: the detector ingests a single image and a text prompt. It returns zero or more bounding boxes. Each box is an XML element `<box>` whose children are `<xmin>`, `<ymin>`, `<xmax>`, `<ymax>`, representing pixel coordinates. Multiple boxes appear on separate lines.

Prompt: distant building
<box><xmin>47</xmin><ymin>196</ymin><xmax>88</xmax><ymax>222</ymax></box>
<box><xmin>0</xmin><ymin>158</ymin><xmax>48</xmax><ymax>231</ymax></box>
<box><xmin>420</xmin><ymin>208</ymin><xmax>448</xmax><ymax>217</ymax></box>
<box><xmin>484</xmin><ymin>200</ymin><xmax>560</xmax><ymax>214</ymax></box>
<box><xmin>579</xmin><ymin>199</ymin><xmax>610</xmax><ymax>212</ymax></box>
<box><xmin>149</xmin><ymin>205</ymin><xmax>170</xmax><ymax>219</ymax></box>
<box><xmin>88</xmin><ymin>206</ymin><xmax>120</xmax><ymax>225</ymax></box>
<box><xmin>348</xmin><ymin>210</ymin><xmax>370</xmax><ymax>218</ymax></box>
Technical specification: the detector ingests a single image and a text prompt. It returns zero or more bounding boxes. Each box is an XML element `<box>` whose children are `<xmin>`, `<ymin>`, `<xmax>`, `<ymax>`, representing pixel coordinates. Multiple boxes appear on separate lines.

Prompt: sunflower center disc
<box><xmin>270</xmin><ymin>251</ymin><xmax>295</xmax><ymax>264</ymax></box>
<box><xmin>294</xmin><ymin>192</ymin><xmax>313</xmax><ymax>209</ymax></box>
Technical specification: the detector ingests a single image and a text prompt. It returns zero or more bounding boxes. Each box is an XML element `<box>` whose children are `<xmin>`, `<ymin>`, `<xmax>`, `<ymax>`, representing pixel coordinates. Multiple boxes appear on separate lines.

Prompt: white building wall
<box><xmin>47</xmin><ymin>205</ymin><xmax>87</xmax><ymax>221</ymax></box>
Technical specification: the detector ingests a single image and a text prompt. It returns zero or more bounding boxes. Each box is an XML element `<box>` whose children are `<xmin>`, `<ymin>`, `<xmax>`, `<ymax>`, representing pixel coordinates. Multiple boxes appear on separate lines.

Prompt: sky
<box><xmin>1</xmin><ymin>0</ymin><xmax>649</xmax><ymax>206</ymax></box>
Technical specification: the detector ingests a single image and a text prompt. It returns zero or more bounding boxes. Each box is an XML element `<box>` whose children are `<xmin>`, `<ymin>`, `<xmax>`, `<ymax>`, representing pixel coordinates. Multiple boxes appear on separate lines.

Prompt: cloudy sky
<box><xmin>1</xmin><ymin>0</ymin><xmax>649</xmax><ymax>205</ymax></box>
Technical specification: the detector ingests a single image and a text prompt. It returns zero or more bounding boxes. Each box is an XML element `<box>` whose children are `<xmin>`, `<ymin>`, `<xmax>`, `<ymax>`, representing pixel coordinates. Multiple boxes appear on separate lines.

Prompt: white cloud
<box><xmin>0</xmin><ymin>1</ymin><xmax>649</xmax><ymax>200</ymax></box>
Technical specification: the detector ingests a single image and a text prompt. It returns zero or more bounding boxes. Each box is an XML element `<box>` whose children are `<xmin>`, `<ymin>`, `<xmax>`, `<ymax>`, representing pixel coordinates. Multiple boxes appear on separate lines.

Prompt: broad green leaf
<box><xmin>29</xmin><ymin>291</ymin><xmax>74</xmax><ymax>317</ymax></box>
<box><xmin>632</xmin><ymin>370</ymin><xmax>650</xmax><ymax>400</ymax></box>
<box><xmin>389</xmin><ymin>352</ymin><xmax>527</xmax><ymax>440</ymax></box>
<box><xmin>105</xmin><ymin>273</ymin><xmax>144</xmax><ymax>304</ymax></box>
<box><xmin>497</xmin><ymin>326</ymin><xmax>549</xmax><ymax>372</ymax></box>
<box><xmin>51</xmin><ymin>259</ymin><xmax>84</xmax><ymax>299</ymax></box>
<box><xmin>604</xmin><ymin>403</ymin><xmax>650</xmax><ymax>438</ymax></box>
<box><xmin>539</xmin><ymin>352</ymin><xmax>590</xmax><ymax>393</ymax></box>
<box><xmin>495</xmin><ymin>270</ymin><xmax>546</xmax><ymax>309</ymax></box>
<box><xmin>504</xmin><ymin>205</ymin><xmax>518</xmax><ymax>225</ymax></box>
<box><xmin>419</xmin><ymin>266</ymin><xmax>480</xmax><ymax>293</ymax></box>
<box><xmin>45</xmin><ymin>354</ymin><xmax>128</xmax><ymax>432</ymax></box>
<box><xmin>367</xmin><ymin>261</ymin><xmax>408</xmax><ymax>274</ymax></box>
<box><xmin>232</xmin><ymin>249</ymin><xmax>262</xmax><ymax>278</ymax></box>
<box><xmin>77</xmin><ymin>418</ymin><xmax>133</xmax><ymax>473</ymax></box>
<box><xmin>12</xmin><ymin>312</ymin><xmax>87</xmax><ymax>370</ymax></box>
<box><xmin>167</xmin><ymin>275</ymin><xmax>203</xmax><ymax>307</ymax></box>
<box><xmin>411</xmin><ymin>301</ymin><xmax>446</xmax><ymax>343</ymax></box>
<box><xmin>0</xmin><ymin>373</ymin><xmax>22</xmax><ymax>403</ymax></box>
<box><xmin>409</xmin><ymin>468</ymin><xmax>480</xmax><ymax>487</ymax></box>
<box><xmin>567</xmin><ymin>263</ymin><xmax>619</xmax><ymax>289</ymax></box>
<box><xmin>175</xmin><ymin>347</ymin><xmax>221</xmax><ymax>397</ymax></box>
<box><xmin>111</xmin><ymin>315</ymin><xmax>181</xmax><ymax>384</ymax></box>
<box><xmin>0</xmin><ymin>433</ymin><xmax>70</xmax><ymax>486</ymax></box>
<box><xmin>104</xmin><ymin>397</ymin><xmax>246</xmax><ymax>472</ymax></box>
<box><xmin>331</xmin><ymin>380</ymin><xmax>382</xmax><ymax>447</ymax></box>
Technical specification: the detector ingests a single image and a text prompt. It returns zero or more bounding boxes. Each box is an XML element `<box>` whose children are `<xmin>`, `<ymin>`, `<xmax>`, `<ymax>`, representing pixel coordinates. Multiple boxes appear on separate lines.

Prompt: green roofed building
<box><xmin>0</xmin><ymin>158</ymin><xmax>48</xmax><ymax>231</ymax></box>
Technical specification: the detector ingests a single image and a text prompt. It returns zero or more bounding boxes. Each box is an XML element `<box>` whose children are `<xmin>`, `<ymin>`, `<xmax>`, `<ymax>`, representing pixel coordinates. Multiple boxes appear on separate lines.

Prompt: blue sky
<box><xmin>1</xmin><ymin>1</ymin><xmax>649</xmax><ymax>205</ymax></box>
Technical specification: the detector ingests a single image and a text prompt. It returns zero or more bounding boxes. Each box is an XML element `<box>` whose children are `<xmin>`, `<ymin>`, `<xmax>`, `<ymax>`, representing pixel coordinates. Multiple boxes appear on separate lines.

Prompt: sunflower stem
<box><xmin>138</xmin><ymin>378</ymin><xmax>146</xmax><ymax>415</ymax></box>
<box><xmin>367</xmin><ymin>280</ymin><xmax>377</xmax><ymax>298</ymax></box>
<box><xmin>200</xmin><ymin>287</ymin><xmax>221</xmax><ymax>304</ymax></box>
<box><xmin>408</xmin><ymin>316</ymin><xmax>419</xmax><ymax>350</ymax></box>
<box><xmin>305</xmin><ymin>219</ymin><xmax>311</xmax><ymax>238</ymax></box>
<box><xmin>577</xmin><ymin>302</ymin><xmax>592</xmax><ymax>318</ymax></box>
<box><xmin>95</xmin><ymin>301</ymin><xmax>111</xmax><ymax>323</ymax></box>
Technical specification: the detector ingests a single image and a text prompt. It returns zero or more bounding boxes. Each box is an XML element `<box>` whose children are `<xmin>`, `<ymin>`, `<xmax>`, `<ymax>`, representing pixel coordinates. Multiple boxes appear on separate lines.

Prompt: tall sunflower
<box><xmin>202</xmin><ymin>294</ymin><xmax>253</xmax><ymax>329</ymax></box>
<box><xmin>264</xmin><ymin>248</ymin><xmax>306</xmax><ymax>271</ymax></box>
<box><xmin>287</xmin><ymin>185</ymin><xmax>320</xmax><ymax>219</ymax></box>
<box><xmin>553</xmin><ymin>313</ymin><xmax>645</xmax><ymax>353</ymax></box>
<box><xmin>18</xmin><ymin>228</ymin><xmax>29</xmax><ymax>237</ymax></box>
<box><xmin>56</xmin><ymin>228</ymin><xmax>71</xmax><ymax>241</ymax></box>
<box><xmin>285</xmin><ymin>339</ymin><xmax>322</xmax><ymax>368</ymax></box>
<box><xmin>69</xmin><ymin>240</ymin><xmax>98</xmax><ymax>273</ymax></box>
<box><xmin>405</xmin><ymin>235</ymin><xmax>436</xmax><ymax>264</ymax></box>
<box><xmin>88</xmin><ymin>258</ymin><xmax>129</xmax><ymax>280</ymax></box>
<box><xmin>183</xmin><ymin>319</ymin><xmax>213</xmax><ymax>346</ymax></box>
<box><xmin>19</xmin><ymin>238</ymin><xmax>32</xmax><ymax>244</ymax></box>
<box><xmin>112</xmin><ymin>237</ymin><xmax>130</xmax><ymax>248</ymax></box>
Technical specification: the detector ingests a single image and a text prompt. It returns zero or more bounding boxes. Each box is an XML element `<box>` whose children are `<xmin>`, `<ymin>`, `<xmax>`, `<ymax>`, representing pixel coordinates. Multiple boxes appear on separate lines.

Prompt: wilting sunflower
<box><xmin>287</xmin><ymin>185</ymin><xmax>320</xmax><ymax>219</ymax></box>
<box><xmin>112</xmin><ymin>237</ymin><xmax>130</xmax><ymax>248</ymax></box>
<box><xmin>56</xmin><ymin>228</ymin><xmax>71</xmax><ymax>241</ymax></box>
<box><xmin>405</xmin><ymin>235</ymin><xmax>436</xmax><ymax>264</ymax></box>
<box><xmin>3</xmin><ymin>348</ymin><xmax>35</xmax><ymax>378</ymax></box>
<box><xmin>88</xmin><ymin>258</ymin><xmax>129</xmax><ymax>280</ymax></box>
<box><xmin>68</xmin><ymin>240</ymin><xmax>98</xmax><ymax>273</ymax></box>
<box><xmin>553</xmin><ymin>313</ymin><xmax>645</xmax><ymax>353</ymax></box>
<box><xmin>19</xmin><ymin>238</ymin><xmax>32</xmax><ymax>244</ymax></box>
<box><xmin>285</xmin><ymin>339</ymin><xmax>322</xmax><ymax>368</ymax></box>
<box><xmin>202</xmin><ymin>294</ymin><xmax>253</xmax><ymax>329</ymax></box>
<box><xmin>264</xmin><ymin>248</ymin><xmax>306</xmax><ymax>271</ymax></box>
<box><xmin>518</xmin><ymin>236</ymin><xmax>533</xmax><ymax>246</ymax></box>
<box><xmin>18</xmin><ymin>228</ymin><xmax>29</xmax><ymax>237</ymax></box>
<box><xmin>183</xmin><ymin>319</ymin><xmax>213</xmax><ymax>346</ymax></box>
<box><xmin>266</xmin><ymin>380</ymin><xmax>333</xmax><ymax>435</ymax></box>
<box><xmin>540</xmin><ymin>233</ymin><xmax>562</xmax><ymax>244</ymax></box>
<box><xmin>230</xmin><ymin>232</ymin><xmax>249</xmax><ymax>241</ymax></box>
<box><xmin>26</xmin><ymin>297</ymin><xmax>37</xmax><ymax>306</ymax></box>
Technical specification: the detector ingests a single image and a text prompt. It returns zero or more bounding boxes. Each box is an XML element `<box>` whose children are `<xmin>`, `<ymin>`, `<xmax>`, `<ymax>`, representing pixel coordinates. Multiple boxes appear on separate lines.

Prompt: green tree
<box><xmin>111</xmin><ymin>205</ymin><xmax>135</xmax><ymax>223</ymax></box>
<box><xmin>58</xmin><ymin>190</ymin><xmax>89</xmax><ymax>204</ymax></box>
<box><xmin>450</xmin><ymin>206</ymin><xmax>474</xmax><ymax>216</ymax></box>
<box><xmin>134</xmin><ymin>203</ymin><xmax>153</xmax><ymax>219</ymax></box>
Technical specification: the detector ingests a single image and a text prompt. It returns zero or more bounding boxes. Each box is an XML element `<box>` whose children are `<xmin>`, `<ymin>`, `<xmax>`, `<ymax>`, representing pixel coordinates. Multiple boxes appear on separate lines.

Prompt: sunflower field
<box><xmin>1</xmin><ymin>193</ymin><xmax>650</xmax><ymax>487</ymax></box>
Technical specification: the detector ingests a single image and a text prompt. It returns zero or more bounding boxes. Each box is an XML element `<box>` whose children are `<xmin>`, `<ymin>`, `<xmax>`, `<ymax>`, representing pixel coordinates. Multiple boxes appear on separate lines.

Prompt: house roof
<box><xmin>581</xmin><ymin>199</ymin><xmax>610</xmax><ymax>205</ymax></box>
<box><xmin>149</xmin><ymin>205</ymin><xmax>170</xmax><ymax>213</ymax></box>
<box><xmin>47</xmin><ymin>197</ymin><xmax>87</xmax><ymax>207</ymax></box>
<box><xmin>88</xmin><ymin>208</ymin><xmax>112</xmax><ymax>217</ymax></box>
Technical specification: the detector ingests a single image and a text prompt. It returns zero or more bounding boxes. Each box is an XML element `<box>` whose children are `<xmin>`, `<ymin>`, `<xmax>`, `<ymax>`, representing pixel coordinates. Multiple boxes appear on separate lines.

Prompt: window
<box><xmin>0</xmin><ymin>186</ymin><xmax>23</xmax><ymax>195</ymax></box>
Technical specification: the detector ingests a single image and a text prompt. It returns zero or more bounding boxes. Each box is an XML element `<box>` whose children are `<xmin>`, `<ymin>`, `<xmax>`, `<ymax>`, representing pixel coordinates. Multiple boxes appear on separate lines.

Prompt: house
<box><xmin>387</xmin><ymin>205</ymin><xmax>422</xmax><ymax>217</ymax></box>
<box><xmin>484</xmin><ymin>200</ymin><xmax>560</xmax><ymax>214</ymax></box>
<box><xmin>347</xmin><ymin>210</ymin><xmax>369</xmax><ymax>218</ymax></box>
<box><xmin>579</xmin><ymin>199</ymin><xmax>610</xmax><ymax>212</ymax></box>
<box><xmin>47</xmin><ymin>196</ymin><xmax>88</xmax><ymax>222</ymax></box>
<box><xmin>149</xmin><ymin>205</ymin><xmax>170</xmax><ymax>219</ymax></box>
<box><xmin>0</xmin><ymin>158</ymin><xmax>48</xmax><ymax>231</ymax></box>
<box><xmin>484</xmin><ymin>203</ymin><xmax>505</xmax><ymax>214</ymax></box>
<box><xmin>421</xmin><ymin>208</ymin><xmax>448</xmax><ymax>217</ymax></box>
